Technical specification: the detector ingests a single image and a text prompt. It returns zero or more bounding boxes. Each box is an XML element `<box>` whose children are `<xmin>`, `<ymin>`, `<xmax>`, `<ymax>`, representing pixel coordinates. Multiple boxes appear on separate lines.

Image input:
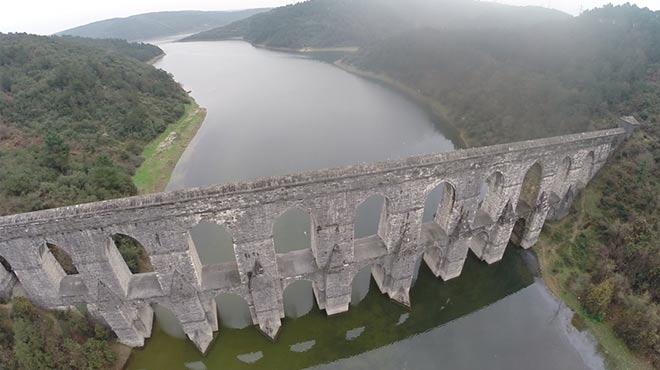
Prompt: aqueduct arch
<box><xmin>0</xmin><ymin>119</ymin><xmax>639</xmax><ymax>352</ymax></box>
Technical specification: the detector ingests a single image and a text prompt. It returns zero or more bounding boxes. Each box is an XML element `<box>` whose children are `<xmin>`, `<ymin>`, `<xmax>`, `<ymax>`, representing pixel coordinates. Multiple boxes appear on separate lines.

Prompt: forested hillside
<box><xmin>183</xmin><ymin>0</ymin><xmax>568</xmax><ymax>46</ymax></box>
<box><xmin>56</xmin><ymin>36</ymin><xmax>164</xmax><ymax>62</ymax></box>
<box><xmin>0</xmin><ymin>34</ymin><xmax>188</xmax><ymax>216</ymax></box>
<box><xmin>347</xmin><ymin>5</ymin><xmax>660</xmax><ymax>145</ymax></box>
<box><xmin>58</xmin><ymin>9</ymin><xmax>269</xmax><ymax>41</ymax></box>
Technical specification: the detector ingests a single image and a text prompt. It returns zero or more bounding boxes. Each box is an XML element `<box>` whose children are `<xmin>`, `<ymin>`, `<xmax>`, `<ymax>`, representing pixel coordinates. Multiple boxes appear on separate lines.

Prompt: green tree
<box><xmin>584</xmin><ymin>279</ymin><xmax>614</xmax><ymax>319</ymax></box>
<box><xmin>87</xmin><ymin>155</ymin><xmax>137</xmax><ymax>198</ymax></box>
<box><xmin>613</xmin><ymin>294</ymin><xmax>660</xmax><ymax>354</ymax></box>
<box><xmin>0</xmin><ymin>73</ymin><xmax>12</xmax><ymax>93</ymax></box>
<box><xmin>12</xmin><ymin>319</ymin><xmax>53</xmax><ymax>370</ymax></box>
<box><xmin>43</xmin><ymin>132</ymin><xmax>70</xmax><ymax>173</ymax></box>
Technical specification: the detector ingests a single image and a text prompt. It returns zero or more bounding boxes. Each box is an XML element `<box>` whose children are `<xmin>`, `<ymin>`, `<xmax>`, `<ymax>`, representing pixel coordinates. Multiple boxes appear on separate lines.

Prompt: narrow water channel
<box><xmin>127</xmin><ymin>40</ymin><xmax>603</xmax><ymax>369</ymax></box>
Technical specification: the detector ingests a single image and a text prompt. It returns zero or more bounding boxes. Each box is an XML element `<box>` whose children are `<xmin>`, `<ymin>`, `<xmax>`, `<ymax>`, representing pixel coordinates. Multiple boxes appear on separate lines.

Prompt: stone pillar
<box><xmin>432</xmin><ymin>182</ymin><xmax>460</xmax><ymax>233</ymax></box>
<box><xmin>53</xmin><ymin>231</ymin><xmax>132</xmax><ymax>301</ymax></box>
<box><xmin>308</xmin><ymin>193</ymin><xmax>355</xmax><ymax>315</ymax></box>
<box><xmin>376</xmin><ymin>189</ymin><xmax>425</xmax><ymax>307</ymax></box>
<box><xmin>232</xmin><ymin>208</ymin><xmax>283</xmax><ymax>339</ymax></box>
<box><xmin>0</xmin><ymin>239</ymin><xmax>64</xmax><ymax>307</ymax></box>
<box><xmin>618</xmin><ymin>116</ymin><xmax>640</xmax><ymax>139</ymax></box>
<box><xmin>519</xmin><ymin>192</ymin><xmax>550</xmax><ymax>249</ymax></box>
<box><xmin>247</xmin><ymin>260</ymin><xmax>283</xmax><ymax>339</ymax></box>
<box><xmin>88</xmin><ymin>282</ymin><xmax>153</xmax><ymax>347</ymax></box>
<box><xmin>320</xmin><ymin>245</ymin><xmax>354</xmax><ymax>314</ymax></box>
<box><xmin>547</xmin><ymin>185</ymin><xmax>576</xmax><ymax>221</ymax></box>
<box><xmin>423</xmin><ymin>177</ymin><xmax>476</xmax><ymax>281</ymax></box>
<box><xmin>165</xmin><ymin>271</ymin><xmax>216</xmax><ymax>353</ymax></box>
<box><xmin>434</xmin><ymin>211</ymin><xmax>472</xmax><ymax>280</ymax></box>
<box><xmin>480</xmin><ymin>202</ymin><xmax>517</xmax><ymax>264</ymax></box>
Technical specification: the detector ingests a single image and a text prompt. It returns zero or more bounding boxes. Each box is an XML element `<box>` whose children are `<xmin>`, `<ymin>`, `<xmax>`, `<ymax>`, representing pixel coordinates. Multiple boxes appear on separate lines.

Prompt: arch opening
<box><xmin>478</xmin><ymin>171</ymin><xmax>505</xmax><ymax>220</ymax></box>
<box><xmin>111</xmin><ymin>234</ymin><xmax>154</xmax><ymax>274</ymax></box>
<box><xmin>190</xmin><ymin>222</ymin><xmax>236</xmax><ymax>265</ymax></box>
<box><xmin>423</xmin><ymin>182</ymin><xmax>456</xmax><ymax>231</ymax></box>
<box><xmin>470</xmin><ymin>232</ymin><xmax>490</xmax><ymax>259</ymax></box>
<box><xmin>46</xmin><ymin>243</ymin><xmax>78</xmax><ymax>275</ymax></box>
<box><xmin>351</xmin><ymin>264</ymin><xmax>373</xmax><ymax>306</ymax></box>
<box><xmin>274</xmin><ymin>207</ymin><xmax>312</xmax><ymax>254</ymax></box>
<box><xmin>519</xmin><ymin>162</ymin><xmax>543</xmax><ymax>213</ymax></box>
<box><xmin>153</xmin><ymin>303</ymin><xmax>186</xmax><ymax>339</ymax></box>
<box><xmin>511</xmin><ymin>217</ymin><xmax>527</xmax><ymax>247</ymax></box>
<box><xmin>283</xmin><ymin>280</ymin><xmax>315</xmax><ymax>318</ymax></box>
<box><xmin>216</xmin><ymin>293</ymin><xmax>252</xmax><ymax>329</ymax></box>
<box><xmin>355</xmin><ymin>194</ymin><xmax>386</xmax><ymax>239</ymax></box>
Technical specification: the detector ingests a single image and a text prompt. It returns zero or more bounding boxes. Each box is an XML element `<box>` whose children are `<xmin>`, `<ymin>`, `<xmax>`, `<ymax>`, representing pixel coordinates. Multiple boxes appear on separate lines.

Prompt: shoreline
<box><xmin>332</xmin><ymin>60</ymin><xmax>470</xmax><ymax>149</ymax></box>
<box><xmin>145</xmin><ymin>52</ymin><xmax>165</xmax><ymax>65</ymax></box>
<box><xmin>132</xmin><ymin>100</ymin><xmax>207</xmax><ymax>194</ymax></box>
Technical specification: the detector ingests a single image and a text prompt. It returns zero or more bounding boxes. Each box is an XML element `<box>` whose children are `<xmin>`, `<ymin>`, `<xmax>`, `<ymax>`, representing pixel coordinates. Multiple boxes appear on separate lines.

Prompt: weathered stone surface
<box><xmin>0</xmin><ymin>266</ymin><xmax>16</xmax><ymax>299</ymax></box>
<box><xmin>0</xmin><ymin>123</ymin><xmax>636</xmax><ymax>351</ymax></box>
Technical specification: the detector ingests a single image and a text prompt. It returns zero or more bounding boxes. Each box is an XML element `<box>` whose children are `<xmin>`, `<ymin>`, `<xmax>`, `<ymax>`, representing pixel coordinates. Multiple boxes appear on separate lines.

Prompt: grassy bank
<box><xmin>133</xmin><ymin>101</ymin><xmax>207</xmax><ymax>194</ymax></box>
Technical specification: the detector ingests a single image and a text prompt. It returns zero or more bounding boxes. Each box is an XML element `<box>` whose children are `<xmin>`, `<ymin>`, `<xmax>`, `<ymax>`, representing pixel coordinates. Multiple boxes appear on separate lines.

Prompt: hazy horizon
<box><xmin>1</xmin><ymin>0</ymin><xmax>659</xmax><ymax>36</ymax></box>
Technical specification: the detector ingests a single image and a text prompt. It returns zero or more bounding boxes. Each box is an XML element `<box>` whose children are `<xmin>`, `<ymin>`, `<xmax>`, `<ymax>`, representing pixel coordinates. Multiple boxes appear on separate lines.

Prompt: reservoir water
<box><xmin>127</xmin><ymin>41</ymin><xmax>603</xmax><ymax>369</ymax></box>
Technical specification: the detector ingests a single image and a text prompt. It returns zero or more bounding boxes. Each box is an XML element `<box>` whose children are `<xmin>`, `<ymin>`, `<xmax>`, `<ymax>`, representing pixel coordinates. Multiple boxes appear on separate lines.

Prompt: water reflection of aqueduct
<box><xmin>0</xmin><ymin>118</ymin><xmax>639</xmax><ymax>352</ymax></box>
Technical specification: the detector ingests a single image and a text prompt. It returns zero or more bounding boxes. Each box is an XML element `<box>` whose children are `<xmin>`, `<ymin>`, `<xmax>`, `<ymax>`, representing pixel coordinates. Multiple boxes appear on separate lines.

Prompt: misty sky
<box><xmin>1</xmin><ymin>0</ymin><xmax>659</xmax><ymax>35</ymax></box>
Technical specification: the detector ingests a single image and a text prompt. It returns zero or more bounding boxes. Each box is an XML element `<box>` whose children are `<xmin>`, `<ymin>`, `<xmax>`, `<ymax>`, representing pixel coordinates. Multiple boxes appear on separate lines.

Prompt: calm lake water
<box><xmin>127</xmin><ymin>41</ymin><xmax>603</xmax><ymax>369</ymax></box>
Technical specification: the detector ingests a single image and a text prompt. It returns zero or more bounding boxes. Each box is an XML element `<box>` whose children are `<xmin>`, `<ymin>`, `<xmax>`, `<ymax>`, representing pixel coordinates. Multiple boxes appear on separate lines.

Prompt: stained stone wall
<box><xmin>0</xmin><ymin>118</ymin><xmax>639</xmax><ymax>352</ymax></box>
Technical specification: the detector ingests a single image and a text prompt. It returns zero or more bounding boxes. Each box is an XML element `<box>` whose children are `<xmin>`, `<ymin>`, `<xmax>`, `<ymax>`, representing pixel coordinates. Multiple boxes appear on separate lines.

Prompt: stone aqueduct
<box><xmin>0</xmin><ymin>118</ymin><xmax>639</xmax><ymax>352</ymax></box>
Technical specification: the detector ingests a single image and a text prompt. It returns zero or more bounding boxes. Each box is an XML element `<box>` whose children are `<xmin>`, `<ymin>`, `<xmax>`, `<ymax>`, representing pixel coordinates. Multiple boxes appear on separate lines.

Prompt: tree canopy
<box><xmin>0</xmin><ymin>33</ymin><xmax>188</xmax><ymax>215</ymax></box>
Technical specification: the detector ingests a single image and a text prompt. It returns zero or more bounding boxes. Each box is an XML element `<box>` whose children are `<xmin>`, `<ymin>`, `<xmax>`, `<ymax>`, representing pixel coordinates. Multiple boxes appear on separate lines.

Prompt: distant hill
<box><xmin>182</xmin><ymin>0</ymin><xmax>570</xmax><ymax>47</ymax></box>
<box><xmin>56</xmin><ymin>36</ymin><xmax>164</xmax><ymax>62</ymax></box>
<box><xmin>58</xmin><ymin>9</ymin><xmax>269</xmax><ymax>41</ymax></box>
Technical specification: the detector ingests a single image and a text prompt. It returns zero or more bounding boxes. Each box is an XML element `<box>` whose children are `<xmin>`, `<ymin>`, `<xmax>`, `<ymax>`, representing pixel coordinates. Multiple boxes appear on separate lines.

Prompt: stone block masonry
<box><xmin>0</xmin><ymin>118</ymin><xmax>639</xmax><ymax>352</ymax></box>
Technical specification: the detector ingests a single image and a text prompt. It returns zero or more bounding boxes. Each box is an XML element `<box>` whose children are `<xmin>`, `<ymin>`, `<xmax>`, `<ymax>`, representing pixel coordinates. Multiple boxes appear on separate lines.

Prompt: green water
<box><xmin>127</xmin><ymin>249</ymin><xmax>533</xmax><ymax>370</ymax></box>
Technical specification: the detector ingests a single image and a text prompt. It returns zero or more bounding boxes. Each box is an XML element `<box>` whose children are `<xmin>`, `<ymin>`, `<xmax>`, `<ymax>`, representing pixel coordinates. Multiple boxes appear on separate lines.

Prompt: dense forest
<box><xmin>186</xmin><ymin>0</ymin><xmax>659</xmax><ymax>365</ymax></box>
<box><xmin>0</xmin><ymin>33</ymin><xmax>189</xmax><ymax>369</ymax></box>
<box><xmin>0</xmin><ymin>298</ymin><xmax>116</xmax><ymax>369</ymax></box>
<box><xmin>0</xmin><ymin>33</ymin><xmax>188</xmax><ymax>216</ymax></box>
<box><xmin>58</xmin><ymin>9</ymin><xmax>269</xmax><ymax>41</ymax></box>
<box><xmin>183</xmin><ymin>0</ymin><xmax>568</xmax><ymax>46</ymax></box>
<box><xmin>347</xmin><ymin>5</ymin><xmax>660</xmax><ymax>145</ymax></box>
